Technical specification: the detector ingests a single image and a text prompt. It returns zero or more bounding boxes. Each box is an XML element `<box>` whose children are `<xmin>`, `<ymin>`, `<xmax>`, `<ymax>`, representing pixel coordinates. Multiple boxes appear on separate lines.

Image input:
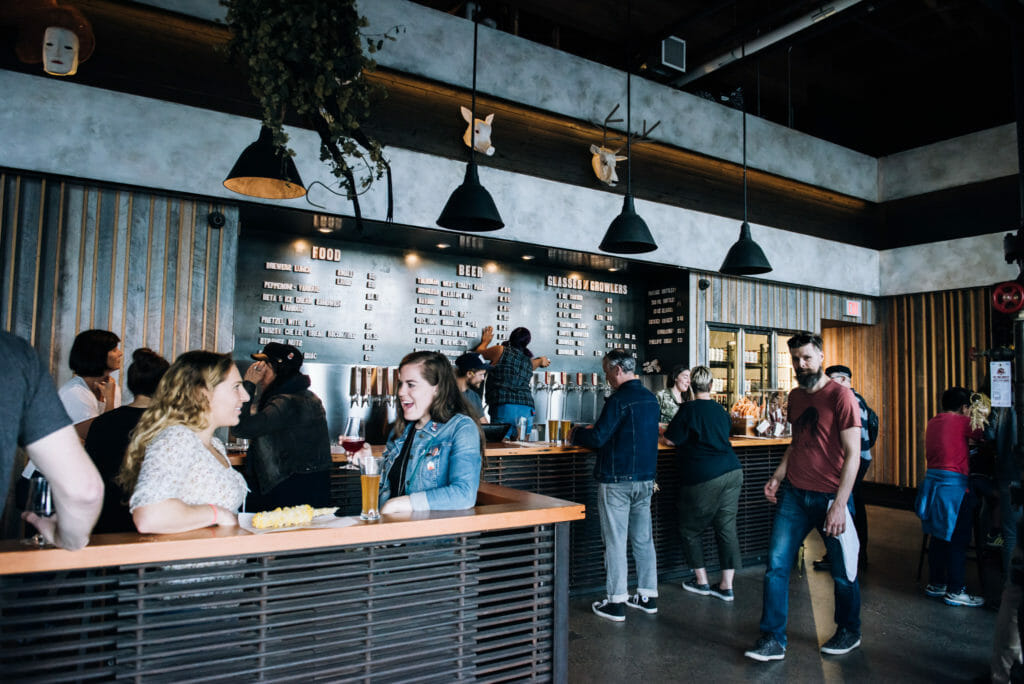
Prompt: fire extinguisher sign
<box><xmin>991</xmin><ymin>361</ymin><xmax>1012</xmax><ymax>407</ymax></box>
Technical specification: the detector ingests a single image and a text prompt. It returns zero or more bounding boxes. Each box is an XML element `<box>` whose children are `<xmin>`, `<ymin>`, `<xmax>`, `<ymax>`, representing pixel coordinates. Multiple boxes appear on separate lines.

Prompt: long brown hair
<box><xmin>117</xmin><ymin>350</ymin><xmax>235</xmax><ymax>492</ymax></box>
<box><xmin>392</xmin><ymin>351</ymin><xmax>485</xmax><ymax>451</ymax></box>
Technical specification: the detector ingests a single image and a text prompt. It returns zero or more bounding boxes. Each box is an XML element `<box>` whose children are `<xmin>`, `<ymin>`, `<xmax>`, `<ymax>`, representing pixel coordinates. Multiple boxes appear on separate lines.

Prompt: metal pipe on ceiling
<box><xmin>671</xmin><ymin>0</ymin><xmax>863</xmax><ymax>87</ymax></box>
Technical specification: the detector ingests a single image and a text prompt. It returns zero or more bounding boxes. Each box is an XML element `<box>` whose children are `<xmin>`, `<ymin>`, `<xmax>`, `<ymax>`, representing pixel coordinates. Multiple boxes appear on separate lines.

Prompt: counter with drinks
<box><xmin>290</xmin><ymin>435</ymin><xmax>787</xmax><ymax>592</ymax></box>
<box><xmin>231</xmin><ymin>436</ymin><xmax>787</xmax><ymax>592</ymax></box>
<box><xmin>0</xmin><ymin>482</ymin><xmax>584</xmax><ymax>682</ymax></box>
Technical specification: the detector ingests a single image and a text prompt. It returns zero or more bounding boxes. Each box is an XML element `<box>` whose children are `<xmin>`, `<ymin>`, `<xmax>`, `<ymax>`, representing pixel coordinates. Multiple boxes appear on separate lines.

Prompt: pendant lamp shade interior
<box><xmin>224</xmin><ymin>126</ymin><xmax>306</xmax><ymax>200</ymax></box>
<box><xmin>437</xmin><ymin>15</ymin><xmax>503</xmax><ymax>232</ymax></box>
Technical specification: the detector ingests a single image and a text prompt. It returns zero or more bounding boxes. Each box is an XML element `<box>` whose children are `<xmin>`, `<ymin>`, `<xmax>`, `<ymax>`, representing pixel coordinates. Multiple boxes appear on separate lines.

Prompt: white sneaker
<box><xmin>944</xmin><ymin>590</ymin><xmax>984</xmax><ymax>607</ymax></box>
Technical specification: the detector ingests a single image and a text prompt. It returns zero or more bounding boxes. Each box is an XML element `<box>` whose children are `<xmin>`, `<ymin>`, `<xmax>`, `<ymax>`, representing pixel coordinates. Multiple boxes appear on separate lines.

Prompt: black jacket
<box><xmin>234</xmin><ymin>373</ymin><xmax>331</xmax><ymax>494</ymax></box>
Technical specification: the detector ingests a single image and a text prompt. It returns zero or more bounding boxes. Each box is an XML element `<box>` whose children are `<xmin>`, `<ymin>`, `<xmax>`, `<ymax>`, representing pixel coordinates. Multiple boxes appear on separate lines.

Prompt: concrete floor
<box><xmin>568</xmin><ymin>505</ymin><xmax>1000</xmax><ymax>683</ymax></box>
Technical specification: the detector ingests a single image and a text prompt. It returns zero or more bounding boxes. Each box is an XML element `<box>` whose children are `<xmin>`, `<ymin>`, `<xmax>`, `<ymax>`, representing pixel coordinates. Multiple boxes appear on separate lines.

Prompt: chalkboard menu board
<box><xmin>234</xmin><ymin>232</ymin><xmax>646</xmax><ymax>371</ymax></box>
<box><xmin>644</xmin><ymin>283</ymin><xmax>689</xmax><ymax>373</ymax></box>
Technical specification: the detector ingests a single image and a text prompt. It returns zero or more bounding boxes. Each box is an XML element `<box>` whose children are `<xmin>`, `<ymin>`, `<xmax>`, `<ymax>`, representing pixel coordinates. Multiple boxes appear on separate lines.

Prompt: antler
<box><xmin>600</xmin><ymin>104</ymin><xmax>624</xmax><ymax>149</ymax></box>
<box><xmin>629</xmin><ymin>119</ymin><xmax>661</xmax><ymax>143</ymax></box>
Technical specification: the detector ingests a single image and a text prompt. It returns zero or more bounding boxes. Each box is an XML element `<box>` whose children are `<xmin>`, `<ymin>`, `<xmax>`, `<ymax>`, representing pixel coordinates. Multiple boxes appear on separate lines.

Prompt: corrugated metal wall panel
<box><xmin>0</xmin><ymin>173</ymin><xmax>238</xmax><ymax>387</ymax></box>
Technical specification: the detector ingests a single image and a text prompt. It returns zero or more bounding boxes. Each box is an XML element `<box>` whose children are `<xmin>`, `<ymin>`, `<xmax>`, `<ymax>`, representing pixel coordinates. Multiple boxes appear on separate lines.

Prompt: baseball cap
<box><xmin>825</xmin><ymin>364</ymin><xmax>852</xmax><ymax>379</ymax></box>
<box><xmin>251</xmin><ymin>342</ymin><xmax>303</xmax><ymax>372</ymax></box>
<box><xmin>455</xmin><ymin>352</ymin><xmax>492</xmax><ymax>373</ymax></box>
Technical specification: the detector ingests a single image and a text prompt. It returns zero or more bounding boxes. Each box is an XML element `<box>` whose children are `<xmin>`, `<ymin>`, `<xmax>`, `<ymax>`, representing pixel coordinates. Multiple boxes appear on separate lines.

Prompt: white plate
<box><xmin>238</xmin><ymin>512</ymin><xmax>360</xmax><ymax>534</ymax></box>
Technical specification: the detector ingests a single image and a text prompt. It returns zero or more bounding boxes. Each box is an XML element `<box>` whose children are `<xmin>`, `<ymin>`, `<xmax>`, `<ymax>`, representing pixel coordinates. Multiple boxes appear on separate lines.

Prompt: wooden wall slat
<box><xmin>879</xmin><ymin>287</ymin><xmax>992</xmax><ymax>487</ymax></box>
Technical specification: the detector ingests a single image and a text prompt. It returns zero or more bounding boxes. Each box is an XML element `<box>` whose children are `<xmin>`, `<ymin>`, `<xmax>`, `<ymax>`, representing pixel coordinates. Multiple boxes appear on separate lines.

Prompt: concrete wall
<box><xmin>879</xmin><ymin>232</ymin><xmax>1018</xmax><ymax>295</ymax></box>
<box><xmin>0</xmin><ymin>70</ymin><xmax>883</xmax><ymax>295</ymax></box>
<box><xmin>879</xmin><ymin>123</ymin><xmax>1020</xmax><ymax>201</ymax></box>
<box><xmin>131</xmin><ymin>0</ymin><xmax>880</xmax><ymax>201</ymax></box>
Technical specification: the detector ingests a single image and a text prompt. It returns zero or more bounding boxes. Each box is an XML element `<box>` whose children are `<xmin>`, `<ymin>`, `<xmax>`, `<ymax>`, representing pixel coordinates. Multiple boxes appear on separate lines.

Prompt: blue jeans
<box><xmin>760</xmin><ymin>481</ymin><xmax>860</xmax><ymax>647</ymax></box>
<box><xmin>495</xmin><ymin>404</ymin><xmax>534</xmax><ymax>440</ymax></box>
<box><xmin>928</xmin><ymin>489</ymin><xmax>976</xmax><ymax>592</ymax></box>
<box><xmin>596</xmin><ymin>480</ymin><xmax>658</xmax><ymax>602</ymax></box>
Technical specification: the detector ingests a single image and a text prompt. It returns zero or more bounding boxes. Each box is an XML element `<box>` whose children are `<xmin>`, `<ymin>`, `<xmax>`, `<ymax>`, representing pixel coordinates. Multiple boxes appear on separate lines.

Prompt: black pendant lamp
<box><xmin>599</xmin><ymin>9</ymin><xmax>657</xmax><ymax>254</ymax></box>
<box><xmin>224</xmin><ymin>125</ymin><xmax>306</xmax><ymax>200</ymax></box>
<box><xmin>437</xmin><ymin>15</ymin><xmax>503</xmax><ymax>232</ymax></box>
<box><xmin>720</xmin><ymin>79</ymin><xmax>772</xmax><ymax>275</ymax></box>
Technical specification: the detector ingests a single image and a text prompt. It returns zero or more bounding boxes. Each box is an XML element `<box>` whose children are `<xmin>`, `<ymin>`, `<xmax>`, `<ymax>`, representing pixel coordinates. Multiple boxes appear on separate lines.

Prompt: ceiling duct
<box><xmin>671</xmin><ymin>0</ymin><xmax>863</xmax><ymax>87</ymax></box>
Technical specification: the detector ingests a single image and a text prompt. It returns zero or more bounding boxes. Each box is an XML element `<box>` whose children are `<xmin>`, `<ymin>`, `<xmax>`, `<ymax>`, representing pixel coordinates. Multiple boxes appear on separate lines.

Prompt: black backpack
<box><xmin>855</xmin><ymin>391</ymin><xmax>879</xmax><ymax>451</ymax></box>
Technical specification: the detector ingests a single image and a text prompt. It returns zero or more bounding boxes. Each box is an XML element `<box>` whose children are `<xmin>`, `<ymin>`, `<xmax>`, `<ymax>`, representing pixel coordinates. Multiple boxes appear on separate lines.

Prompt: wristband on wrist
<box><xmin>209</xmin><ymin>503</ymin><xmax>218</xmax><ymax>525</ymax></box>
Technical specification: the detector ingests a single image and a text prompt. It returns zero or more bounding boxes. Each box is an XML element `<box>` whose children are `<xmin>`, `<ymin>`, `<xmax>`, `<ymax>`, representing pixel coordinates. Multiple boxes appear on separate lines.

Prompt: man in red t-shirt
<box><xmin>745</xmin><ymin>332</ymin><xmax>862</xmax><ymax>662</ymax></box>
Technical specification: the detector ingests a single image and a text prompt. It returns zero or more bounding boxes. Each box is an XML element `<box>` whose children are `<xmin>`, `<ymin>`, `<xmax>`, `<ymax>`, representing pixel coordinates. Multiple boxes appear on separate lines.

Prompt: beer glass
<box><xmin>548</xmin><ymin>419</ymin><xmax>560</xmax><ymax>445</ymax></box>
<box><xmin>560</xmin><ymin>420</ymin><xmax>573</xmax><ymax>444</ymax></box>
<box><xmin>359</xmin><ymin>454</ymin><xmax>384</xmax><ymax>521</ymax></box>
<box><xmin>22</xmin><ymin>475</ymin><xmax>53</xmax><ymax>546</ymax></box>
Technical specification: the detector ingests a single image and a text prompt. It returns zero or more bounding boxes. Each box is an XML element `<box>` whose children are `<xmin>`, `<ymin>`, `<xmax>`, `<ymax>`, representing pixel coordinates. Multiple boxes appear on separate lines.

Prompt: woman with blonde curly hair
<box><xmin>118</xmin><ymin>351</ymin><xmax>250</xmax><ymax>534</ymax></box>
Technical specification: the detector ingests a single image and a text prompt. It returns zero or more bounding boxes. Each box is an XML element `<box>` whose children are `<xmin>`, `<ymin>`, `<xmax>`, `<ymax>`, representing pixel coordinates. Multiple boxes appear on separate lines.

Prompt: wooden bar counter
<box><xmin>0</xmin><ymin>483</ymin><xmax>583</xmax><ymax>683</ymax></box>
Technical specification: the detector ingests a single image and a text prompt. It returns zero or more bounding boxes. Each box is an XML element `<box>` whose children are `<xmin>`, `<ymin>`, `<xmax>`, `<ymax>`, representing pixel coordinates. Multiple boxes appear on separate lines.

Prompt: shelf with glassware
<box><xmin>707</xmin><ymin>329</ymin><xmax>738</xmax><ymax>408</ymax></box>
<box><xmin>706</xmin><ymin>325</ymin><xmax>800</xmax><ymax>419</ymax></box>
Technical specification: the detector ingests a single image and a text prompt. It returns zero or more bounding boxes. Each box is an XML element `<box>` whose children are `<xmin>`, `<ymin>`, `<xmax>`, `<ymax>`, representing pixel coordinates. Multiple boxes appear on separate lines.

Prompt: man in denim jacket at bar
<box><xmin>571</xmin><ymin>348</ymin><xmax>660</xmax><ymax>622</ymax></box>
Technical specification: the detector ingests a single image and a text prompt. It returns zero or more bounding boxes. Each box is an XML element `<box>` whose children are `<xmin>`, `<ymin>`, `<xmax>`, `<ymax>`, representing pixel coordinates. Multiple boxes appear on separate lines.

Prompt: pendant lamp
<box><xmin>224</xmin><ymin>126</ymin><xmax>306</xmax><ymax>200</ymax></box>
<box><xmin>437</xmin><ymin>14</ymin><xmax>503</xmax><ymax>232</ymax></box>
<box><xmin>599</xmin><ymin>8</ymin><xmax>657</xmax><ymax>254</ymax></box>
<box><xmin>720</xmin><ymin>77</ymin><xmax>772</xmax><ymax>275</ymax></box>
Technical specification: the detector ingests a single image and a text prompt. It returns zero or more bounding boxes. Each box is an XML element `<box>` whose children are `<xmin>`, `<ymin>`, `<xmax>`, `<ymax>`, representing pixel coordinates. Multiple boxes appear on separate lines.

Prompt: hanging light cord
<box><xmin>741</xmin><ymin>43</ymin><xmax>747</xmax><ymax>226</ymax></box>
<box><xmin>470</xmin><ymin>15</ymin><xmax>479</xmax><ymax>159</ymax></box>
<box><xmin>625</xmin><ymin>0</ymin><xmax>633</xmax><ymax>196</ymax></box>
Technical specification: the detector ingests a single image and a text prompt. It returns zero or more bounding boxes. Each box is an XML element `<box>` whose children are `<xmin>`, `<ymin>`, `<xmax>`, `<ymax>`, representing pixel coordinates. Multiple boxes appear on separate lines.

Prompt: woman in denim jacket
<box><xmin>375</xmin><ymin>351</ymin><xmax>484</xmax><ymax>514</ymax></box>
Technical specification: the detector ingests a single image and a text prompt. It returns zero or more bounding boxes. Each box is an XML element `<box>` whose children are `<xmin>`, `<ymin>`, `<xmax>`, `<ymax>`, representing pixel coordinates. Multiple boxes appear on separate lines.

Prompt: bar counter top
<box><xmin>0</xmin><ymin>482</ymin><xmax>584</xmax><ymax>575</ymax></box>
<box><xmin>228</xmin><ymin>435</ymin><xmax>792</xmax><ymax>465</ymax></box>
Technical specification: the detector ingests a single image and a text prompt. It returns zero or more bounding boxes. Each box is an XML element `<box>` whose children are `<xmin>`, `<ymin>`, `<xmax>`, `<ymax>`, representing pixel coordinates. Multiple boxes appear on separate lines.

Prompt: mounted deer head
<box><xmin>589</xmin><ymin>102</ymin><xmax>662</xmax><ymax>187</ymax></box>
<box><xmin>590</xmin><ymin>104</ymin><xmax>625</xmax><ymax>186</ymax></box>
<box><xmin>461</xmin><ymin>106</ymin><xmax>495</xmax><ymax>156</ymax></box>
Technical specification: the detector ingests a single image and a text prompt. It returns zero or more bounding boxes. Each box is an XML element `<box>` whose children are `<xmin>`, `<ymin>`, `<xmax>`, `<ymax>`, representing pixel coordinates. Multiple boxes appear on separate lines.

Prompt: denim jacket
<box><xmin>379</xmin><ymin>412</ymin><xmax>483</xmax><ymax>511</ymax></box>
<box><xmin>573</xmin><ymin>378</ymin><xmax>660</xmax><ymax>483</ymax></box>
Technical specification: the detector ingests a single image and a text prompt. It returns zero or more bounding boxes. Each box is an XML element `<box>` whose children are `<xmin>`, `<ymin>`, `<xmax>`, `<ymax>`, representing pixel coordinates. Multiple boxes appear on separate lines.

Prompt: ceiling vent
<box><xmin>661</xmin><ymin>36</ymin><xmax>686</xmax><ymax>73</ymax></box>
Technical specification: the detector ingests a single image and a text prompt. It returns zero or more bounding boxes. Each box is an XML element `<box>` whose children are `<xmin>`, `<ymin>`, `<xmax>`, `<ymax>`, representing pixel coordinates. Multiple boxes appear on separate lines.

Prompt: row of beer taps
<box><xmin>349</xmin><ymin>366</ymin><xmax>399</xmax><ymax>408</ymax></box>
<box><xmin>533</xmin><ymin>371</ymin><xmax>610</xmax><ymax>394</ymax></box>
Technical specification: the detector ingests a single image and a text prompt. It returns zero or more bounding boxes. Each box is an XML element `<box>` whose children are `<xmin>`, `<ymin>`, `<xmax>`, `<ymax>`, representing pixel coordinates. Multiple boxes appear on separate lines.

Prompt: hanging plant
<box><xmin>222</xmin><ymin>0</ymin><xmax>399</xmax><ymax>218</ymax></box>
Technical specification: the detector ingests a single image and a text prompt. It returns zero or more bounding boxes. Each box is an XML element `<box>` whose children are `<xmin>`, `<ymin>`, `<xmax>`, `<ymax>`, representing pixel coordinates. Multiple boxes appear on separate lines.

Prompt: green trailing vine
<box><xmin>222</xmin><ymin>0</ymin><xmax>399</xmax><ymax>209</ymax></box>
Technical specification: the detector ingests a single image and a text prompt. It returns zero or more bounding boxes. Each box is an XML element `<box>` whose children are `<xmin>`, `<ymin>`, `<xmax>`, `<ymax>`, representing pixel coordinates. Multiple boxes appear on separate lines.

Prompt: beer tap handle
<box><xmin>349</xmin><ymin>367</ymin><xmax>359</xmax><ymax>406</ymax></box>
<box><xmin>369</xmin><ymin>367</ymin><xmax>379</xmax><ymax>403</ymax></box>
<box><xmin>360</xmin><ymin>367</ymin><xmax>369</xmax><ymax>406</ymax></box>
<box><xmin>382</xmin><ymin>366</ymin><xmax>390</xmax><ymax>398</ymax></box>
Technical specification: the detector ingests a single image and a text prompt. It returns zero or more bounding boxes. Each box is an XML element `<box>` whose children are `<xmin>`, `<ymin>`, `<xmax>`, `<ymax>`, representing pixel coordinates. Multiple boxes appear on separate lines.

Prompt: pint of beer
<box><xmin>359</xmin><ymin>454</ymin><xmax>384</xmax><ymax>521</ymax></box>
<box><xmin>548</xmin><ymin>419</ymin><xmax>560</xmax><ymax>445</ymax></box>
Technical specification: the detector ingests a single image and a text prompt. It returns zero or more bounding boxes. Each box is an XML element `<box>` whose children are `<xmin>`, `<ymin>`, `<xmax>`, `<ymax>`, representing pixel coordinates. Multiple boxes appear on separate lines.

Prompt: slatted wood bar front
<box><xmin>479</xmin><ymin>439</ymin><xmax>787</xmax><ymax>593</ymax></box>
<box><xmin>0</xmin><ymin>484</ymin><xmax>582</xmax><ymax>683</ymax></box>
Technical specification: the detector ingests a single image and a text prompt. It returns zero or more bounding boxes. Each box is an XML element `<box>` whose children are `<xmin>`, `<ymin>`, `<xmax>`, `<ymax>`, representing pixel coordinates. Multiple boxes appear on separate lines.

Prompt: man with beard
<box><xmin>454</xmin><ymin>352</ymin><xmax>491</xmax><ymax>424</ymax></box>
<box><xmin>745</xmin><ymin>332</ymin><xmax>862</xmax><ymax>662</ymax></box>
